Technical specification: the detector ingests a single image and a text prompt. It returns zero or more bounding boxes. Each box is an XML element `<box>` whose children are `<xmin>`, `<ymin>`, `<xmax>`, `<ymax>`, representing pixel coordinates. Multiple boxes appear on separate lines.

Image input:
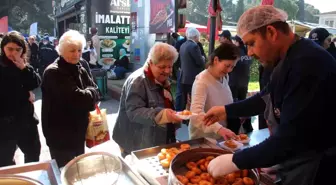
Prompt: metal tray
<box><xmin>131</xmin><ymin>138</ymin><xmax>223</xmax><ymax>185</ymax></box>
<box><xmin>0</xmin><ymin>160</ymin><xmax>61</xmax><ymax>185</ymax></box>
<box><xmin>117</xmin><ymin>156</ymin><xmax>150</xmax><ymax>185</ymax></box>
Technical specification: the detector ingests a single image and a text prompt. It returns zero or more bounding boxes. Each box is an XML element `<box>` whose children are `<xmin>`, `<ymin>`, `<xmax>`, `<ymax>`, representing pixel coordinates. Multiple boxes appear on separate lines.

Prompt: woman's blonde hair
<box><xmin>144</xmin><ymin>42</ymin><xmax>178</xmax><ymax>67</ymax></box>
<box><xmin>56</xmin><ymin>30</ymin><xmax>86</xmax><ymax>55</ymax></box>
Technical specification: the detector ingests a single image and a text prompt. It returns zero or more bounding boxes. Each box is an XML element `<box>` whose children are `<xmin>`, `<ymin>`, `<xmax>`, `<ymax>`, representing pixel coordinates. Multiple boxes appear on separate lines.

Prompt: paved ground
<box><xmin>14</xmin><ymin>89</ymin><xmax>120</xmax><ymax>165</ymax></box>
<box><xmin>14</xmin><ymin>88</ymin><xmax>258</xmax><ymax>165</ymax></box>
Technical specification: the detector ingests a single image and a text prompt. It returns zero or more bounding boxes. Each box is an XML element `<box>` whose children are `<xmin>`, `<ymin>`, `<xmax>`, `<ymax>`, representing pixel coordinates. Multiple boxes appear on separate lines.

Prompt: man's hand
<box><xmin>29</xmin><ymin>91</ymin><xmax>35</xmax><ymax>103</ymax></box>
<box><xmin>218</xmin><ymin>127</ymin><xmax>237</xmax><ymax>140</ymax></box>
<box><xmin>203</xmin><ymin>106</ymin><xmax>226</xmax><ymax>126</ymax></box>
<box><xmin>207</xmin><ymin>154</ymin><xmax>239</xmax><ymax>178</ymax></box>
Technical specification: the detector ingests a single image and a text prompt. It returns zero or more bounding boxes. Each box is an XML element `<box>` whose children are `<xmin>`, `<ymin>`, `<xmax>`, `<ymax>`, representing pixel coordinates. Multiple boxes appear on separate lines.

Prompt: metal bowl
<box><xmin>0</xmin><ymin>174</ymin><xmax>43</xmax><ymax>185</ymax></box>
<box><xmin>168</xmin><ymin>148</ymin><xmax>260</xmax><ymax>185</ymax></box>
<box><xmin>61</xmin><ymin>152</ymin><xmax>122</xmax><ymax>185</ymax></box>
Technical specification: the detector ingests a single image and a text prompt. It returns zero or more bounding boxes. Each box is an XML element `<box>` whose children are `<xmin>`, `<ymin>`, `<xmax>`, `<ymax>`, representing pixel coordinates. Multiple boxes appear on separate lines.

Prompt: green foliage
<box><xmin>235</xmin><ymin>0</ymin><xmax>245</xmax><ymax>21</ymax></box>
<box><xmin>0</xmin><ymin>0</ymin><xmax>54</xmax><ymax>34</ymax></box>
<box><xmin>274</xmin><ymin>0</ymin><xmax>299</xmax><ymax>20</ymax></box>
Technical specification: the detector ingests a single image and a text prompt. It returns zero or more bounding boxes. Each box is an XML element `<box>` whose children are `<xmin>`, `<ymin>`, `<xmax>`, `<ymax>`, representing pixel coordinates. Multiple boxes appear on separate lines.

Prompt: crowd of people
<box><xmin>1</xmin><ymin>4</ymin><xmax>336</xmax><ymax>185</ymax></box>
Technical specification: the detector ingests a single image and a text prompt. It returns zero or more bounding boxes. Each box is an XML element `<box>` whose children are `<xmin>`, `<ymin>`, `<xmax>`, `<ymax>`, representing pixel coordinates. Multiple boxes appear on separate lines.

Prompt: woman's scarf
<box><xmin>119</xmin><ymin>48</ymin><xmax>127</xmax><ymax>60</ymax></box>
<box><xmin>144</xmin><ymin>65</ymin><xmax>173</xmax><ymax>109</ymax></box>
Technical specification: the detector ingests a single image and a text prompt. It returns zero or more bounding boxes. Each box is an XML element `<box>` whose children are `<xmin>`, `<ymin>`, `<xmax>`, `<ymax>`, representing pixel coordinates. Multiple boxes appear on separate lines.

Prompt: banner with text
<box><xmin>91</xmin><ymin>0</ymin><xmax>130</xmax><ymax>38</ymax></box>
<box><xmin>149</xmin><ymin>0</ymin><xmax>175</xmax><ymax>34</ymax></box>
<box><xmin>91</xmin><ymin>0</ymin><xmax>130</xmax><ymax>63</ymax></box>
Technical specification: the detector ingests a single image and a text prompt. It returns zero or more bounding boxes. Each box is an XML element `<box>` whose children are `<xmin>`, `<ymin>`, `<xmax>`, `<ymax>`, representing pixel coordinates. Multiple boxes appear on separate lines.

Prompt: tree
<box><xmin>0</xmin><ymin>0</ymin><xmax>54</xmax><ymax>34</ymax></box>
<box><xmin>297</xmin><ymin>0</ymin><xmax>305</xmax><ymax>21</ymax></box>
<box><xmin>274</xmin><ymin>0</ymin><xmax>299</xmax><ymax>20</ymax></box>
<box><xmin>235</xmin><ymin>0</ymin><xmax>245</xmax><ymax>21</ymax></box>
<box><xmin>303</xmin><ymin>3</ymin><xmax>320</xmax><ymax>23</ymax></box>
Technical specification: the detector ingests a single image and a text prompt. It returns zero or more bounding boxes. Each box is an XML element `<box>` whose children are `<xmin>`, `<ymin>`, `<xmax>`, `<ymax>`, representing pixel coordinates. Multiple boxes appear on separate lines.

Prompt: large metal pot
<box><xmin>168</xmin><ymin>148</ymin><xmax>260</xmax><ymax>185</ymax></box>
<box><xmin>61</xmin><ymin>152</ymin><xmax>122</xmax><ymax>185</ymax></box>
<box><xmin>0</xmin><ymin>174</ymin><xmax>43</xmax><ymax>185</ymax></box>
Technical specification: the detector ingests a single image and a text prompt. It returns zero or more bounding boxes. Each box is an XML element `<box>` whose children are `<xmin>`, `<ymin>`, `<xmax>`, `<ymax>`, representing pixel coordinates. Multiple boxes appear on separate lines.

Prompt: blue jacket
<box><xmin>226</xmin><ymin>38</ymin><xmax>336</xmax><ymax>185</ymax></box>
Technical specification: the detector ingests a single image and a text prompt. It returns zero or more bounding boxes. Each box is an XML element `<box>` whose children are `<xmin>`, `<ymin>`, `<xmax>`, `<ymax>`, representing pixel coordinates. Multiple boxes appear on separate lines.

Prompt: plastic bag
<box><xmin>86</xmin><ymin>105</ymin><xmax>110</xmax><ymax>148</ymax></box>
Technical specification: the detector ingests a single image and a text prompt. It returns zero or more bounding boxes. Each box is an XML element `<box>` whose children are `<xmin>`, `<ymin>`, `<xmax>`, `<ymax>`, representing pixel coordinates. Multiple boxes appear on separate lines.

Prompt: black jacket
<box><xmin>0</xmin><ymin>56</ymin><xmax>40</xmax><ymax>120</ymax></box>
<box><xmin>113</xmin><ymin>56</ymin><xmax>129</xmax><ymax>70</ymax></box>
<box><xmin>226</xmin><ymin>38</ymin><xmax>336</xmax><ymax>184</ymax></box>
<box><xmin>29</xmin><ymin>43</ymin><xmax>39</xmax><ymax>66</ymax></box>
<box><xmin>38</xmin><ymin>43</ymin><xmax>58</xmax><ymax>69</ymax></box>
<box><xmin>41</xmin><ymin>57</ymin><xmax>99</xmax><ymax>149</ymax></box>
<box><xmin>229</xmin><ymin>48</ymin><xmax>252</xmax><ymax>88</ymax></box>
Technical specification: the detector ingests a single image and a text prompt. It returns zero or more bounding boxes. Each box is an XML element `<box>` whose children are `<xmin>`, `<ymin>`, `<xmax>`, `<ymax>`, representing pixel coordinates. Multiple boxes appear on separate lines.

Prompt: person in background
<box><xmin>308</xmin><ymin>28</ymin><xmax>336</xmax><ymax>59</ymax></box>
<box><xmin>0</xmin><ymin>33</ymin><xmax>3</xmax><ymax>54</ymax></box>
<box><xmin>204</xmin><ymin>6</ymin><xmax>336</xmax><ymax>185</ymax></box>
<box><xmin>41</xmin><ymin>30</ymin><xmax>100</xmax><ymax>167</ymax></box>
<box><xmin>82</xmin><ymin>39</ymin><xmax>98</xmax><ymax>69</ymax></box>
<box><xmin>38</xmin><ymin>36</ymin><xmax>58</xmax><ymax>76</ymax></box>
<box><xmin>218</xmin><ymin>30</ymin><xmax>232</xmax><ymax>44</ymax></box>
<box><xmin>0</xmin><ymin>31</ymin><xmax>41</xmax><ymax>167</ymax></box>
<box><xmin>258</xmin><ymin>64</ymin><xmax>272</xmax><ymax>129</ymax></box>
<box><xmin>189</xmin><ymin>42</ymin><xmax>239</xmax><ymax>140</ymax></box>
<box><xmin>91</xmin><ymin>27</ymin><xmax>100</xmax><ymax>62</ymax></box>
<box><xmin>27</xmin><ymin>35</ymin><xmax>39</xmax><ymax>72</ymax></box>
<box><xmin>174</xmin><ymin>35</ymin><xmax>187</xmax><ymax>111</ymax></box>
<box><xmin>53</xmin><ymin>39</ymin><xmax>59</xmax><ymax>48</ymax></box>
<box><xmin>179</xmin><ymin>27</ymin><xmax>205</xmax><ymax>112</ymax></box>
<box><xmin>113</xmin><ymin>43</ymin><xmax>182</xmax><ymax>157</ymax></box>
<box><xmin>108</xmin><ymin>48</ymin><xmax>129</xmax><ymax>80</ymax></box>
<box><xmin>229</xmin><ymin>35</ymin><xmax>253</xmax><ymax>133</ymax></box>
<box><xmin>327</xmin><ymin>37</ymin><xmax>336</xmax><ymax>59</ymax></box>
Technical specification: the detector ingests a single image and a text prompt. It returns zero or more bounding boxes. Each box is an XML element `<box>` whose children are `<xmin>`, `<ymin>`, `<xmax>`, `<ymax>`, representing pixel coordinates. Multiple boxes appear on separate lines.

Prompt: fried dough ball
<box><xmin>186</xmin><ymin>162</ymin><xmax>197</xmax><ymax>170</ymax></box>
<box><xmin>197</xmin><ymin>159</ymin><xmax>206</xmax><ymax>165</ymax></box>
<box><xmin>226</xmin><ymin>173</ymin><xmax>236</xmax><ymax>184</ymax></box>
<box><xmin>241</xmin><ymin>169</ymin><xmax>249</xmax><ymax>177</ymax></box>
<box><xmin>181</xmin><ymin>110</ymin><xmax>192</xmax><ymax>115</ymax></box>
<box><xmin>191</xmin><ymin>167</ymin><xmax>202</xmax><ymax>175</ymax></box>
<box><xmin>208</xmin><ymin>177</ymin><xmax>215</xmax><ymax>184</ymax></box>
<box><xmin>176</xmin><ymin>175</ymin><xmax>189</xmax><ymax>185</ymax></box>
<box><xmin>199</xmin><ymin>164</ymin><xmax>207</xmax><ymax>171</ymax></box>
<box><xmin>199</xmin><ymin>180</ymin><xmax>212</xmax><ymax>185</ymax></box>
<box><xmin>179</xmin><ymin>148</ymin><xmax>189</xmax><ymax>153</ymax></box>
<box><xmin>190</xmin><ymin>176</ymin><xmax>201</xmax><ymax>184</ymax></box>
<box><xmin>224</xmin><ymin>140</ymin><xmax>237</xmax><ymax>148</ymax></box>
<box><xmin>215</xmin><ymin>177</ymin><xmax>229</xmax><ymax>185</ymax></box>
<box><xmin>160</xmin><ymin>159</ymin><xmax>170</xmax><ymax>168</ymax></box>
<box><xmin>234</xmin><ymin>171</ymin><xmax>241</xmax><ymax>178</ymax></box>
<box><xmin>187</xmin><ymin>183</ymin><xmax>198</xmax><ymax>185</ymax></box>
<box><xmin>168</xmin><ymin>147</ymin><xmax>180</xmax><ymax>154</ymax></box>
<box><xmin>204</xmin><ymin>160</ymin><xmax>210</xmax><ymax>168</ymax></box>
<box><xmin>161</xmin><ymin>148</ymin><xmax>167</xmax><ymax>154</ymax></box>
<box><xmin>166</xmin><ymin>152</ymin><xmax>176</xmax><ymax>161</ymax></box>
<box><xmin>157</xmin><ymin>152</ymin><xmax>166</xmax><ymax>160</ymax></box>
<box><xmin>239</xmin><ymin>134</ymin><xmax>248</xmax><ymax>140</ymax></box>
<box><xmin>206</xmin><ymin>156</ymin><xmax>215</xmax><ymax>161</ymax></box>
<box><xmin>185</xmin><ymin>171</ymin><xmax>196</xmax><ymax>179</ymax></box>
<box><xmin>180</xmin><ymin>143</ymin><xmax>191</xmax><ymax>150</ymax></box>
<box><xmin>200</xmin><ymin>173</ymin><xmax>211</xmax><ymax>181</ymax></box>
<box><xmin>234</xmin><ymin>178</ymin><xmax>244</xmax><ymax>185</ymax></box>
<box><xmin>243</xmin><ymin>177</ymin><xmax>254</xmax><ymax>185</ymax></box>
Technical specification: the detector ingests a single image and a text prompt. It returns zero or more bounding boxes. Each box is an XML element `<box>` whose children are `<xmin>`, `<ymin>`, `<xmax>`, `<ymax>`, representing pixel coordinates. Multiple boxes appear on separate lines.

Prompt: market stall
<box><xmin>0</xmin><ymin>129</ymin><xmax>274</xmax><ymax>185</ymax></box>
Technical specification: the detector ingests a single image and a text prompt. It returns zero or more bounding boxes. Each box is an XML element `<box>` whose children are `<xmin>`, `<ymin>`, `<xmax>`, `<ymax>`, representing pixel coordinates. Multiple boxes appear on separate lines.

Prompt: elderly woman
<box><xmin>113</xmin><ymin>43</ymin><xmax>182</xmax><ymax>157</ymax></box>
<box><xmin>189</xmin><ymin>43</ymin><xmax>239</xmax><ymax>140</ymax></box>
<box><xmin>41</xmin><ymin>30</ymin><xmax>100</xmax><ymax>167</ymax></box>
<box><xmin>108</xmin><ymin>48</ymin><xmax>129</xmax><ymax>80</ymax></box>
<box><xmin>0</xmin><ymin>31</ymin><xmax>41</xmax><ymax>167</ymax></box>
